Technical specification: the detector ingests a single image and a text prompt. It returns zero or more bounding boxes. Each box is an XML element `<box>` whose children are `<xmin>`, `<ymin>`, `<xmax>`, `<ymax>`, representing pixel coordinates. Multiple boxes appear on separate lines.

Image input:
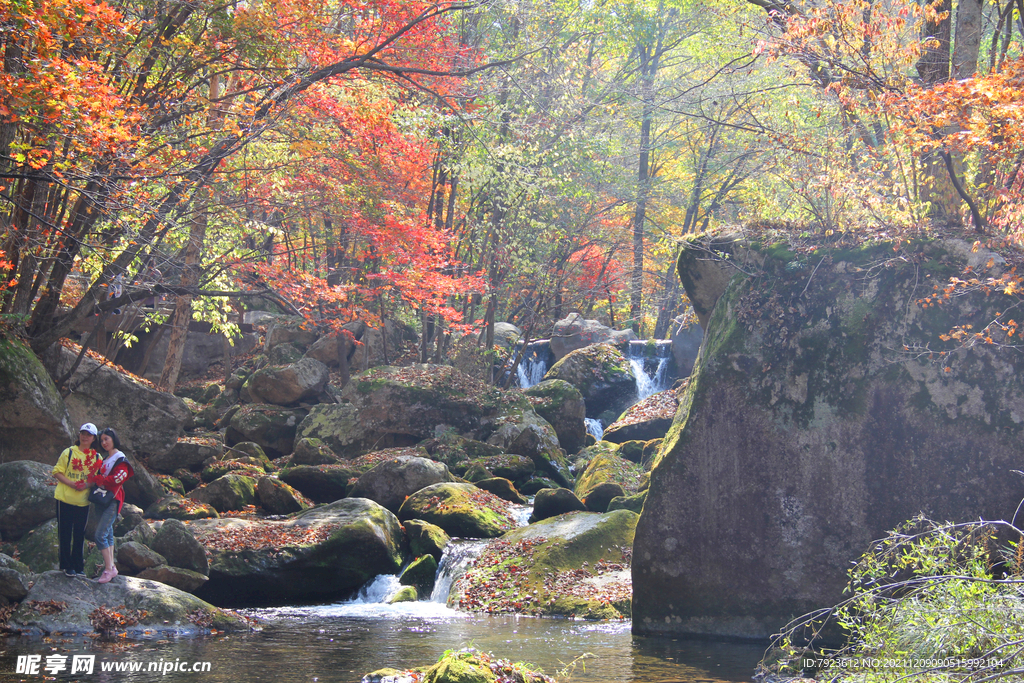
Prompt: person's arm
<box><xmin>52</xmin><ymin>451</ymin><xmax>87</xmax><ymax>490</ymax></box>
<box><xmin>91</xmin><ymin>462</ymin><xmax>130</xmax><ymax>489</ymax></box>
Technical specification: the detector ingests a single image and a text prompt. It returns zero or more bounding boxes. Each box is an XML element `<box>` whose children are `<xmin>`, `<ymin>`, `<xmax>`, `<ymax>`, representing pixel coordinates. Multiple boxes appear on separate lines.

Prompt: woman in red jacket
<box><xmin>89</xmin><ymin>427</ymin><xmax>134</xmax><ymax>583</ymax></box>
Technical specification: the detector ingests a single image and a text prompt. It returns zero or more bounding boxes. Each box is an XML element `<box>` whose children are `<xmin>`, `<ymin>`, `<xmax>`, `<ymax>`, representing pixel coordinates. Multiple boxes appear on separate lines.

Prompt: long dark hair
<box><xmin>99</xmin><ymin>427</ymin><xmax>122</xmax><ymax>453</ymax></box>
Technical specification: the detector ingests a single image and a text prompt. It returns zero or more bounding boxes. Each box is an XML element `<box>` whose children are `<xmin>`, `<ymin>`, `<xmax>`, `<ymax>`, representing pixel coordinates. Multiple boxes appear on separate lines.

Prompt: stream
<box><xmin>1</xmin><ymin>605</ymin><xmax>764</xmax><ymax>682</ymax></box>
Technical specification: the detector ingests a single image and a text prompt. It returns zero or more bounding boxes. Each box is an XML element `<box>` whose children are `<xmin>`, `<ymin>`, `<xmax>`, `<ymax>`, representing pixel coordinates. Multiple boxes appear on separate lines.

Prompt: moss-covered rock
<box><xmin>256</xmin><ymin>476</ymin><xmax>310</xmax><ymax>514</ymax></box>
<box><xmin>449</xmin><ymin>510</ymin><xmax>637</xmax><ymax>619</ymax></box>
<box><xmin>403</xmin><ymin>519</ymin><xmax>450</xmax><ymax>563</ymax></box>
<box><xmin>9</xmin><ymin>571</ymin><xmax>251</xmax><ymax>635</ymax></box>
<box><xmin>573</xmin><ymin>449</ymin><xmax>643</xmax><ymax>511</ymax></box>
<box><xmin>15</xmin><ymin>518</ymin><xmax>59</xmax><ymax>572</ymax></box>
<box><xmin>523</xmin><ymin>379</ymin><xmax>587</xmax><ymax>454</ymax></box>
<box><xmin>399</xmin><ymin>553</ymin><xmax>438</xmax><ymax>596</ymax></box>
<box><xmin>291</xmin><ymin>437</ymin><xmax>339</xmax><ymax>465</ymax></box>
<box><xmin>191</xmin><ymin>498</ymin><xmax>404</xmax><ymax>605</ymax></box>
<box><xmin>225</xmin><ymin>404</ymin><xmax>308</xmax><ymax>458</ymax></box>
<box><xmin>398</xmin><ymin>483</ymin><xmax>517</xmax><ymax>539</ymax></box>
<box><xmin>529</xmin><ymin>487</ymin><xmax>586</xmax><ymax>522</ymax></box>
<box><xmin>388</xmin><ymin>585</ymin><xmax>418</xmax><ymax>604</ymax></box>
<box><xmin>473</xmin><ymin>477</ymin><xmax>526</xmax><ymax>504</ymax></box>
<box><xmin>0</xmin><ymin>336</ymin><xmax>73</xmax><ymax>464</ymax></box>
<box><xmin>188</xmin><ymin>474</ymin><xmax>257</xmax><ymax>512</ymax></box>
<box><xmin>200</xmin><ymin>459</ymin><xmax>265</xmax><ymax>482</ymax></box>
<box><xmin>607</xmin><ymin>490</ymin><xmax>647</xmax><ymax>514</ymax></box>
<box><xmin>634</xmin><ymin>231</ymin><xmax>1024</xmax><ymax>641</ymax></box>
<box><xmin>543</xmin><ymin>343</ymin><xmax>637</xmax><ymax>420</ymax></box>
<box><xmin>456</xmin><ymin>454</ymin><xmax>534</xmax><ymax>485</ymax></box>
<box><xmin>143</xmin><ymin>494</ymin><xmax>219</xmax><ymax>521</ymax></box>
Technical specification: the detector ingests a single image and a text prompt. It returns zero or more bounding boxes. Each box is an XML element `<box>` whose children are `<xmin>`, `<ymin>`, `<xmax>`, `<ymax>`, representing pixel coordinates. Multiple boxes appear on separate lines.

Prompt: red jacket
<box><xmin>90</xmin><ymin>453</ymin><xmax>134</xmax><ymax>512</ymax></box>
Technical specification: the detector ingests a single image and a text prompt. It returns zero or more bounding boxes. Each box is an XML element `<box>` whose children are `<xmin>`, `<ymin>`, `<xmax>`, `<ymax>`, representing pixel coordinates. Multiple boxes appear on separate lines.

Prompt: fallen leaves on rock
<box><xmin>89</xmin><ymin>606</ymin><xmax>148</xmax><ymax>634</ymax></box>
<box><xmin>192</xmin><ymin>521</ymin><xmax>342</xmax><ymax>552</ymax></box>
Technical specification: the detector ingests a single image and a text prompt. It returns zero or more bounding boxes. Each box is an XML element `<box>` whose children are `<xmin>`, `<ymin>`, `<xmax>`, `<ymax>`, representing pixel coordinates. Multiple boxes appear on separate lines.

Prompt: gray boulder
<box><xmin>291</xmin><ymin>437</ymin><xmax>338</xmax><ymax>465</ymax></box>
<box><xmin>0</xmin><ymin>460</ymin><xmax>58</xmax><ymax>541</ymax></box>
<box><xmin>191</xmin><ymin>498</ymin><xmax>403</xmax><ymax>605</ymax></box>
<box><xmin>349</xmin><ymin>456</ymin><xmax>455</xmax><ymax>513</ymax></box>
<box><xmin>151</xmin><ymin>518</ymin><xmax>209</xmax><ymax>575</ymax></box>
<box><xmin>0</xmin><ymin>337</ymin><xmax>73</xmax><ymax>464</ymax></box>
<box><xmin>42</xmin><ymin>344</ymin><xmax>189</xmax><ymax>458</ymax></box>
<box><xmin>116</xmin><ymin>541</ymin><xmax>166</xmax><ymax>573</ymax></box>
<box><xmin>147</xmin><ymin>437</ymin><xmax>223</xmax><ymax>474</ymax></box>
<box><xmin>549</xmin><ymin>313</ymin><xmax>635</xmax><ymax>360</ymax></box>
<box><xmin>523</xmin><ymin>379</ymin><xmax>587</xmax><ymax>454</ymax></box>
<box><xmin>264</xmin><ymin>316</ymin><xmax>318</xmax><ymax>352</ymax></box>
<box><xmin>136</xmin><ymin>565</ymin><xmax>208</xmax><ymax>593</ymax></box>
<box><xmin>9</xmin><ymin>571</ymin><xmax>249</xmax><ymax>635</ymax></box>
<box><xmin>277</xmin><ymin>464</ymin><xmax>361</xmax><ymax>503</ymax></box>
<box><xmin>671</xmin><ymin>315</ymin><xmax>704</xmax><ymax>378</ymax></box>
<box><xmin>0</xmin><ymin>567</ymin><xmax>30</xmax><ymax>602</ymax></box>
<box><xmin>245</xmin><ymin>358</ymin><xmax>330</xmax><ymax>406</ymax></box>
<box><xmin>633</xmin><ymin>233</ymin><xmax>1024</xmax><ymax>640</ymax></box>
<box><xmin>225</xmin><ymin>404</ymin><xmax>308</xmax><ymax>458</ymax></box>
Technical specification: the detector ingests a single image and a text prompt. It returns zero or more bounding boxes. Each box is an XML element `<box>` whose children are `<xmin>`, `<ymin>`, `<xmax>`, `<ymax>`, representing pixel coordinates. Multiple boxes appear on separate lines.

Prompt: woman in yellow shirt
<box><xmin>52</xmin><ymin>423</ymin><xmax>101</xmax><ymax>577</ymax></box>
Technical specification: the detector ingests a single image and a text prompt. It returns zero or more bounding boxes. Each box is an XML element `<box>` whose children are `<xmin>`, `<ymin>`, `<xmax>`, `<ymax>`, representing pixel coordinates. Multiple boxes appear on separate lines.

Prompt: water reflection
<box><xmin>1</xmin><ymin>608</ymin><xmax>763</xmax><ymax>683</ymax></box>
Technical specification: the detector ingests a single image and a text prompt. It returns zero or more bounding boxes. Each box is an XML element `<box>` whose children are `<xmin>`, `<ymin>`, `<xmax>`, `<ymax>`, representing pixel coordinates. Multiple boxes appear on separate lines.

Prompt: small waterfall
<box><xmin>585</xmin><ymin>417</ymin><xmax>604</xmax><ymax>441</ymax></box>
<box><xmin>514</xmin><ymin>340</ymin><xmax>552</xmax><ymax>389</ymax></box>
<box><xmin>627</xmin><ymin>340</ymin><xmax>673</xmax><ymax>400</ymax></box>
<box><xmin>348</xmin><ymin>574</ymin><xmax>403</xmax><ymax>604</ymax></box>
<box><xmin>430</xmin><ymin>539</ymin><xmax>491</xmax><ymax>603</ymax></box>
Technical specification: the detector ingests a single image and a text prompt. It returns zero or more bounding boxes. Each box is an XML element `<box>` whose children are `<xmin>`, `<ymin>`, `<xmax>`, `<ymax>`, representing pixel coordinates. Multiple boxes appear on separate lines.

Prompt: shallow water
<box><xmin>1</xmin><ymin>601</ymin><xmax>765</xmax><ymax>682</ymax></box>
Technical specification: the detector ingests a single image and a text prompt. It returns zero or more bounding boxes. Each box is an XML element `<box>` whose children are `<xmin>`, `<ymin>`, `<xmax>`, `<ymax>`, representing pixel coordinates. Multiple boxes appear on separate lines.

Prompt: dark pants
<box><xmin>56</xmin><ymin>500</ymin><xmax>90</xmax><ymax>573</ymax></box>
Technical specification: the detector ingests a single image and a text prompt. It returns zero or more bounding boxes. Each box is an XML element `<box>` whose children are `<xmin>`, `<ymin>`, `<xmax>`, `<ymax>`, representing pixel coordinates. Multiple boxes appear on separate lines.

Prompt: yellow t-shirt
<box><xmin>52</xmin><ymin>446</ymin><xmax>100</xmax><ymax>506</ymax></box>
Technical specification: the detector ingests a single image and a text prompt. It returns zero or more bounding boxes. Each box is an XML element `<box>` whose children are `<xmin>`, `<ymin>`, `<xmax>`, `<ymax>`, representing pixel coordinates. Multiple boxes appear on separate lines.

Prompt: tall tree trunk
<box><xmin>157</xmin><ymin>194</ymin><xmax>207</xmax><ymax>392</ymax></box>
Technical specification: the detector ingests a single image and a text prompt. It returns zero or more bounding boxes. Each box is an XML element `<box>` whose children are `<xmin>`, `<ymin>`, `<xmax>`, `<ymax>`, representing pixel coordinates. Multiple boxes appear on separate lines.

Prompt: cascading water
<box><xmin>626</xmin><ymin>340</ymin><xmax>673</xmax><ymax>400</ymax></box>
<box><xmin>514</xmin><ymin>340</ymin><xmax>552</xmax><ymax>388</ymax></box>
<box><xmin>585</xmin><ymin>417</ymin><xmax>604</xmax><ymax>441</ymax></box>
<box><xmin>430</xmin><ymin>539</ymin><xmax>492</xmax><ymax>603</ymax></box>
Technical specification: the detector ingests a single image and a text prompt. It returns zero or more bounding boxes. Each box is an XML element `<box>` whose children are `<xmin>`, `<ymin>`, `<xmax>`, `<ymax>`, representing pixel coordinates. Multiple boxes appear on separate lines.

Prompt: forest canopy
<box><xmin>1</xmin><ymin>0</ymin><xmax>1022</xmax><ymax>389</ymax></box>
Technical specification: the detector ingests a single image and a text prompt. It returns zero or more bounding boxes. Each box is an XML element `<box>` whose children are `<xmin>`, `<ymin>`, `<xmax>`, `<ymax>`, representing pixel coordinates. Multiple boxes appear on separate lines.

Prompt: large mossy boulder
<box><xmin>543</xmin><ymin>343</ymin><xmax>636</xmax><ymax>420</ymax></box>
<box><xmin>225</xmin><ymin>404</ymin><xmax>308</xmax><ymax>458</ymax></box>
<box><xmin>41</xmin><ymin>344</ymin><xmax>189</xmax><ymax>458</ymax></box>
<box><xmin>572</xmin><ymin>447</ymin><xmax>644</xmax><ymax>512</ymax></box>
<box><xmin>449</xmin><ymin>510</ymin><xmax>637</xmax><ymax>619</ymax></box>
<box><xmin>9</xmin><ymin>571</ymin><xmax>249</xmax><ymax>635</ymax></box>
<box><xmin>244</xmin><ymin>357</ymin><xmax>330</xmax><ymax>406</ymax></box>
<box><xmin>529</xmin><ymin>487</ymin><xmax>587</xmax><ymax>522</ymax></box>
<box><xmin>0</xmin><ymin>460</ymin><xmax>58</xmax><ymax>541</ymax></box>
<box><xmin>0</xmin><ymin>337</ymin><xmax>73</xmax><ymax>464</ymax></box>
<box><xmin>188</xmin><ymin>474</ymin><xmax>258</xmax><ymax>512</ymax></box>
<box><xmin>191</xmin><ymin>498</ymin><xmax>404</xmax><ymax>605</ymax></box>
<box><xmin>348</xmin><ymin>455</ymin><xmax>455</xmax><ymax>513</ymax></box>
<box><xmin>633</xmin><ymin>232</ymin><xmax>1024</xmax><ymax>641</ymax></box>
<box><xmin>523</xmin><ymin>379</ymin><xmax>587</xmax><ymax>455</ymax></box>
<box><xmin>398</xmin><ymin>483</ymin><xmax>517</xmax><ymax>539</ymax></box>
